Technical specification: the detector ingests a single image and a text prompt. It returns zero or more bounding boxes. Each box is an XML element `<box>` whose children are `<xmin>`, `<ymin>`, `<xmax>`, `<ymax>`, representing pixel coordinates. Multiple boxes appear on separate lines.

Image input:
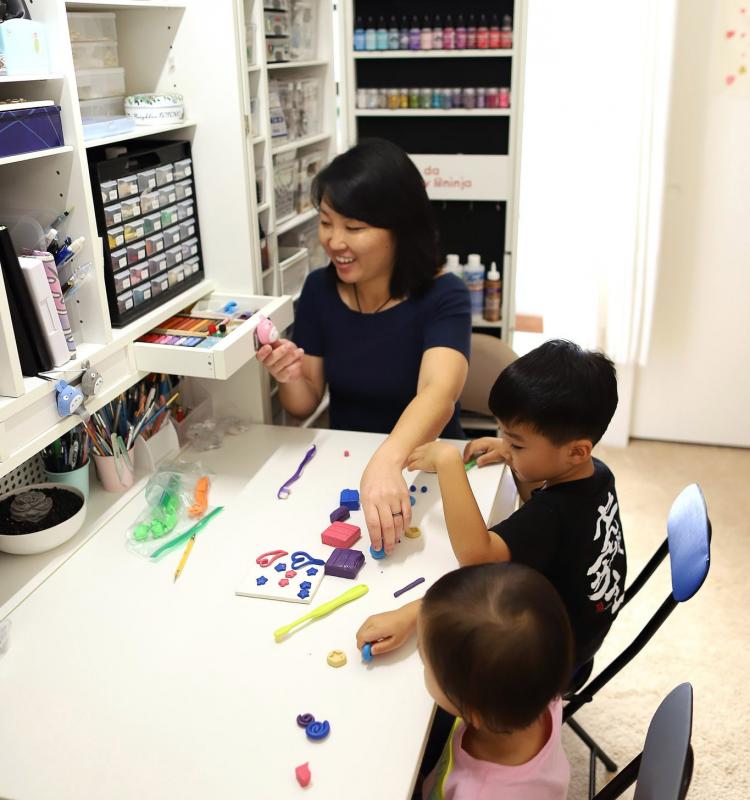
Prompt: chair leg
<box><xmin>567</xmin><ymin>716</ymin><xmax>619</xmax><ymax>798</ymax></box>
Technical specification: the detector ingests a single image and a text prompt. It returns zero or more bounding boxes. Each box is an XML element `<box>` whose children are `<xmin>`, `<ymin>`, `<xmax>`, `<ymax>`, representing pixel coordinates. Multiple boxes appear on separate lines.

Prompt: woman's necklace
<box><xmin>353</xmin><ymin>283</ymin><xmax>392</xmax><ymax>314</ymax></box>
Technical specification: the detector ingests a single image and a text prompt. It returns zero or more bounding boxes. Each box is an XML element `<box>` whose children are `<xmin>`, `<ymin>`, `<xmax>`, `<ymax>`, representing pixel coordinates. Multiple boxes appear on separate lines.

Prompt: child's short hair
<box><xmin>421</xmin><ymin>563</ymin><xmax>573</xmax><ymax>732</ymax></box>
<box><xmin>488</xmin><ymin>339</ymin><xmax>618</xmax><ymax>445</ymax></box>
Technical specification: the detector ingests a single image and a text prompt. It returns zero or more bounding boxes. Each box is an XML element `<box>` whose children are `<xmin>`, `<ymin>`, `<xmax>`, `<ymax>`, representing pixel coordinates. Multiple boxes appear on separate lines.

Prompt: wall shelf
<box><xmin>83</xmin><ymin>120</ymin><xmax>196</xmax><ymax>149</ymax></box>
<box><xmin>0</xmin><ymin>74</ymin><xmax>64</xmax><ymax>83</ymax></box>
<box><xmin>267</xmin><ymin>59</ymin><xmax>328</xmax><ymax>70</ymax></box>
<box><xmin>271</xmin><ymin>132</ymin><xmax>330</xmax><ymax>155</ymax></box>
<box><xmin>355</xmin><ymin>109</ymin><xmax>511</xmax><ymax>117</ymax></box>
<box><xmin>66</xmin><ymin>1</ymin><xmax>187</xmax><ymax>8</ymax></box>
<box><xmin>276</xmin><ymin>208</ymin><xmax>319</xmax><ymax>236</ymax></box>
<box><xmin>0</xmin><ymin>146</ymin><xmax>74</xmax><ymax>167</ymax></box>
<box><xmin>353</xmin><ymin>49</ymin><xmax>514</xmax><ymax>59</ymax></box>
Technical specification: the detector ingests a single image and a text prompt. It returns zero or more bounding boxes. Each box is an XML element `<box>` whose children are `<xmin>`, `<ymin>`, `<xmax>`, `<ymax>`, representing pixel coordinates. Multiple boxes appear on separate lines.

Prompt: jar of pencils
<box><xmin>43</xmin><ymin>426</ymin><xmax>92</xmax><ymax>501</ymax></box>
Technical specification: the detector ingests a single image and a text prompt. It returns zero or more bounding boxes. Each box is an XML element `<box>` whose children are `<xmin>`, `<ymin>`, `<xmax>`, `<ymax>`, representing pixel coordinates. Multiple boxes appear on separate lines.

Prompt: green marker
<box><xmin>150</xmin><ymin>505</ymin><xmax>224</xmax><ymax>559</ymax></box>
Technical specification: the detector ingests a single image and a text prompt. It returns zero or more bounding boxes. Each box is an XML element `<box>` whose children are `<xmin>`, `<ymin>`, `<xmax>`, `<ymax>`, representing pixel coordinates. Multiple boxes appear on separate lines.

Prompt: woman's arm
<box><xmin>361</xmin><ymin>346</ymin><xmax>468</xmax><ymax>553</ymax></box>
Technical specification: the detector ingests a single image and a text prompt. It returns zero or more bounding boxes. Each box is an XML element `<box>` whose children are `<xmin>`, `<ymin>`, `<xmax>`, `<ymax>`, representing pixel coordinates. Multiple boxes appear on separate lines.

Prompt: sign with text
<box><xmin>409</xmin><ymin>154</ymin><xmax>511</xmax><ymax>202</ymax></box>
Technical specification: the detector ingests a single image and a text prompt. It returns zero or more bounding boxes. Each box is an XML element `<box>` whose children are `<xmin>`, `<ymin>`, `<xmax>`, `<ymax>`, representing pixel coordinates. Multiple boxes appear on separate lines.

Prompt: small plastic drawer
<box><xmin>156</xmin><ymin>164</ymin><xmax>174</xmax><ymax>187</ymax></box>
<box><xmin>104</xmin><ymin>203</ymin><xmax>122</xmax><ymax>227</ymax></box>
<box><xmin>279</xmin><ymin>246</ymin><xmax>310</xmax><ymax>297</ymax></box>
<box><xmin>113</xmin><ymin>269</ymin><xmax>131</xmax><ymax>293</ymax></box>
<box><xmin>132</xmin><ymin>292</ymin><xmax>294</xmax><ymax>380</ymax></box>
<box><xmin>72</xmin><ymin>41</ymin><xmax>119</xmax><ymax>70</ymax></box>
<box><xmin>176</xmin><ymin>200</ymin><xmax>194</xmax><ymax>221</ymax></box>
<box><xmin>117</xmin><ymin>174</ymin><xmax>138</xmax><ymax>198</ymax></box>
<box><xmin>151</xmin><ymin>275</ymin><xmax>169</xmax><ymax>295</ymax></box>
<box><xmin>161</xmin><ymin>206</ymin><xmax>179</xmax><ymax>227</ymax></box>
<box><xmin>143</xmin><ymin>213</ymin><xmax>162</xmax><ymax>235</ymax></box>
<box><xmin>117</xmin><ymin>290</ymin><xmax>134</xmax><ymax>315</ymax></box>
<box><xmin>80</xmin><ymin>96</ymin><xmax>124</xmax><ymax>120</ymax></box>
<box><xmin>133</xmin><ymin>284</ymin><xmax>152</xmax><ymax>305</ymax></box>
<box><xmin>148</xmin><ymin>254</ymin><xmax>167</xmax><ymax>276</ymax></box>
<box><xmin>179</xmin><ymin>219</ymin><xmax>196</xmax><ymax>239</ymax></box>
<box><xmin>127</xmin><ymin>242</ymin><xmax>147</xmax><ymax>264</ymax></box>
<box><xmin>146</xmin><ymin>234</ymin><xmax>165</xmax><ymax>256</ymax></box>
<box><xmin>100</xmin><ymin>180</ymin><xmax>118</xmax><ymax>204</ymax></box>
<box><xmin>163</xmin><ymin>226</ymin><xmax>181</xmax><ymax>248</ymax></box>
<box><xmin>75</xmin><ymin>67</ymin><xmax>126</xmax><ymax>101</ymax></box>
<box><xmin>175</xmin><ymin>180</ymin><xmax>193</xmax><ymax>200</ymax></box>
<box><xmin>174</xmin><ymin>158</ymin><xmax>192</xmax><ymax>180</ymax></box>
<box><xmin>158</xmin><ymin>186</ymin><xmax>177</xmax><ymax>207</ymax></box>
<box><xmin>165</xmin><ymin>246</ymin><xmax>183</xmax><ymax>268</ymax></box>
<box><xmin>121</xmin><ymin>197</ymin><xmax>141</xmax><ymax>220</ymax></box>
<box><xmin>168</xmin><ymin>266</ymin><xmax>185</xmax><ymax>287</ymax></box>
<box><xmin>124</xmin><ymin>220</ymin><xmax>145</xmax><ymax>243</ymax></box>
<box><xmin>110</xmin><ymin>248</ymin><xmax>128</xmax><ymax>272</ymax></box>
<box><xmin>67</xmin><ymin>11</ymin><xmax>117</xmax><ymax>43</ymax></box>
<box><xmin>130</xmin><ymin>265</ymin><xmax>150</xmax><ymax>284</ymax></box>
<box><xmin>107</xmin><ymin>226</ymin><xmax>124</xmax><ymax>249</ymax></box>
<box><xmin>183</xmin><ymin>256</ymin><xmax>200</xmax><ymax>276</ymax></box>
<box><xmin>141</xmin><ymin>191</ymin><xmax>160</xmax><ymax>214</ymax></box>
<box><xmin>138</xmin><ymin>169</ymin><xmax>157</xmax><ymax>193</ymax></box>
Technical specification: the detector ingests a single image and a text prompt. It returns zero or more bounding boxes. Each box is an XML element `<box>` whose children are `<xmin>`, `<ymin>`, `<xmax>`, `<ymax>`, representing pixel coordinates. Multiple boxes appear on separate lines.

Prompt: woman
<box><xmin>257</xmin><ymin>139</ymin><xmax>471</xmax><ymax>554</ymax></box>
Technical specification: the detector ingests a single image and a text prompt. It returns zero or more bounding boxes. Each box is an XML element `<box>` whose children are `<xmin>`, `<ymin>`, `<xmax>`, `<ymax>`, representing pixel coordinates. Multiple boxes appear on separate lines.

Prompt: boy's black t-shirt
<box><xmin>491</xmin><ymin>458</ymin><xmax>627</xmax><ymax>667</ymax></box>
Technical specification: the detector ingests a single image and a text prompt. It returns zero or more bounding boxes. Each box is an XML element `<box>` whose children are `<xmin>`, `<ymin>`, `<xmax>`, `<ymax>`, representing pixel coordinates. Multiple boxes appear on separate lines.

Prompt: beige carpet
<box><xmin>563</xmin><ymin>439</ymin><xmax>750</xmax><ymax>799</ymax></box>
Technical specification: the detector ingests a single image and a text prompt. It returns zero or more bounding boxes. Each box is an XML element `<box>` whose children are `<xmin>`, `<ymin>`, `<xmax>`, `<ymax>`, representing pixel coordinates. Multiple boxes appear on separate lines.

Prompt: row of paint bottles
<box><xmin>444</xmin><ymin>254</ymin><xmax>502</xmax><ymax>321</ymax></box>
<box><xmin>353</xmin><ymin>14</ymin><xmax>513</xmax><ymax>52</ymax></box>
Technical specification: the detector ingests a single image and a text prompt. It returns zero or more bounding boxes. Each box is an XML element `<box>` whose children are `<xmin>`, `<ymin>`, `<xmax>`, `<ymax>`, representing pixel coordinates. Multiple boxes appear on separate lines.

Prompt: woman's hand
<box><xmin>356</xmin><ymin>601</ymin><xmax>420</xmax><ymax>656</ymax></box>
<box><xmin>256</xmin><ymin>339</ymin><xmax>304</xmax><ymax>383</ymax></box>
<box><xmin>406</xmin><ymin>441</ymin><xmax>459</xmax><ymax>474</ymax></box>
<box><xmin>463</xmin><ymin>436</ymin><xmax>511</xmax><ymax>467</ymax></box>
<box><xmin>360</xmin><ymin>452</ymin><xmax>411</xmax><ymax>555</ymax></box>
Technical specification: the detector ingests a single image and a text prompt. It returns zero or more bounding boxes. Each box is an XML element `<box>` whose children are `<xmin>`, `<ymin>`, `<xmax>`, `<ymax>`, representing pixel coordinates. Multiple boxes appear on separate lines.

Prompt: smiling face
<box><xmin>318</xmin><ymin>199</ymin><xmax>396</xmax><ymax>285</ymax></box>
<box><xmin>499</xmin><ymin>421</ymin><xmax>589</xmax><ymax>485</ymax></box>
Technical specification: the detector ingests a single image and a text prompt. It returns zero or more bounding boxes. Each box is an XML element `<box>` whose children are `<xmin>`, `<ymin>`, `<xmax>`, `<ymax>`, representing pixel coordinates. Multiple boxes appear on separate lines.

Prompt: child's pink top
<box><xmin>422</xmin><ymin>700</ymin><xmax>570</xmax><ymax>800</ymax></box>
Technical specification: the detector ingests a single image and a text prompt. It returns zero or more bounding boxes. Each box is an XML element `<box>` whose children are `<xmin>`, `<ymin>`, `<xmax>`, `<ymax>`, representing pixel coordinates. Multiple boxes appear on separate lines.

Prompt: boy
<box><xmin>357</xmin><ymin>339</ymin><xmax>626</xmax><ymax>670</ymax></box>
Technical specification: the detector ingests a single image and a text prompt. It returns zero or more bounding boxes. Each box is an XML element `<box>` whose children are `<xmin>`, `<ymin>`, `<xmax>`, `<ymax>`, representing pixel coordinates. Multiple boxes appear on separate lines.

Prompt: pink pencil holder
<box><xmin>93</xmin><ymin>450</ymin><xmax>135</xmax><ymax>492</ymax></box>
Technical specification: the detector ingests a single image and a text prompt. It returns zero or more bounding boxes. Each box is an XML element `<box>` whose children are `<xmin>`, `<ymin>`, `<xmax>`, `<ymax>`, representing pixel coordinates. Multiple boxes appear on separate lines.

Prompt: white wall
<box><xmin>631</xmin><ymin>0</ymin><xmax>750</xmax><ymax>447</ymax></box>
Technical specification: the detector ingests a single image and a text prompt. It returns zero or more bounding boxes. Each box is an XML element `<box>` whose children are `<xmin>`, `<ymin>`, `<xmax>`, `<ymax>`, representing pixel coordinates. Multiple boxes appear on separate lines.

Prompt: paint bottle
<box><xmin>421</xmin><ymin>15</ymin><xmax>432</xmax><ymax>50</ymax></box>
<box><xmin>409</xmin><ymin>87</ymin><xmax>420</xmax><ymax>108</ymax></box>
<box><xmin>462</xmin><ymin>87</ymin><xmax>476</xmax><ymax>109</ymax></box>
<box><xmin>443</xmin><ymin>14</ymin><xmax>456</xmax><ymax>49</ymax></box>
<box><xmin>452</xmin><ymin>87</ymin><xmax>463</xmax><ymax>108</ymax></box>
<box><xmin>499</xmin><ymin>87</ymin><xmax>510</xmax><ymax>108</ymax></box>
<box><xmin>399</xmin><ymin>87</ymin><xmax>409</xmax><ymax>109</ymax></box>
<box><xmin>432</xmin><ymin>15</ymin><xmax>443</xmax><ymax>49</ymax></box>
<box><xmin>353</xmin><ymin>17</ymin><xmax>365</xmax><ymax>51</ymax></box>
<box><xmin>476</xmin><ymin>87</ymin><xmax>486</xmax><ymax>108</ymax></box>
<box><xmin>409</xmin><ymin>15</ymin><xmax>421</xmax><ymax>50</ymax></box>
<box><xmin>431</xmin><ymin>89</ymin><xmax>442</xmax><ymax>109</ymax></box>
<box><xmin>443</xmin><ymin>254</ymin><xmax>463</xmax><ymax>280</ymax></box>
<box><xmin>388</xmin><ymin>15</ymin><xmax>400</xmax><ymax>49</ymax></box>
<box><xmin>399</xmin><ymin>16</ymin><xmax>410</xmax><ymax>50</ymax></box>
<box><xmin>489</xmin><ymin>14</ymin><xmax>501</xmax><ymax>49</ymax></box>
<box><xmin>455</xmin><ymin>14</ymin><xmax>467</xmax><ymax>49</ymax></box>
<box><xmin>464</xmin><ymin>254</ymin><xmax>485</xmax><ymax>317</ymax></box>
<box><xmin>376</xmin><ymin>16</ymin><xmax>388</xmax><ymax>50</ymax></box>
<box><xmin>477</xmin><ymin>14</ymin><xmax>489</xmax><ymax>49</ymax></box>
<box><xmin>365</xmin><ymin>17</ymin><xmax>376</xmax><ymax>51</ymax></box>
<box><xmin>466</xmin><ymin>13</ymin><xmax>477</xmax><ymax>49</ymax></box>
<box><xmin>356</xmin><ymin>88</ymin><xmax>367</xmax><ymax>108</ymax></box>
<box><xmin>483</xmin><ymin>261</ymin><xmax>502</xmax><ymax>322</ymax></box>
<box><xmin>500</xmin><ymin>14</ymin><xmax>513</xmax><ymax>49</ymax></box>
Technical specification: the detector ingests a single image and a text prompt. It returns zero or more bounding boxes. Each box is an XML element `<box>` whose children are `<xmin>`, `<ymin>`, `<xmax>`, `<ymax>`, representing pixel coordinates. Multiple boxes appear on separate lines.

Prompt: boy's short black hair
<box><xmin>311</xmin><ymin>138</ymin><xmax>440</xmax><ymax>298</ymax></box>
<box><xmin>488</xmin><ymin>339</ymin><xmax>618</xmax><ymax>445</ymax></box>
<box><xmin>421</xmin><ymin>563</ymin><xmax>573</xmax><ymax>732</ymax></box>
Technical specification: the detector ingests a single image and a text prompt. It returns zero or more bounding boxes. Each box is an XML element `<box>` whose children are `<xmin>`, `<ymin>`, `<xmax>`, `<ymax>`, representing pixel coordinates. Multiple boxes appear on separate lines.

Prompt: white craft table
<box><xmin>0</xmin><ymin>425</ymin><xmax>515</xmax><ymax>800</ymax></box>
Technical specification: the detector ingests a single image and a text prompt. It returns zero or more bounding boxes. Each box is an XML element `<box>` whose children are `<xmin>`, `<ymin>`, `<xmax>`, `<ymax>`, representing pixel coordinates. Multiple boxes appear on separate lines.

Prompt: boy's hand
<box><xmin>356</xmin><ymin>602</ymin><xmax>420</xmax><ymax>655</ymax></box>
<box><xmin>407</xmin><ymin>441</ymin><xmax>461</xmax><ymax>473</ymax></box>
<box><xmin>463</xmin><ymin>436</ymin><xmax>511</xmax><ymax>467</ymax></box>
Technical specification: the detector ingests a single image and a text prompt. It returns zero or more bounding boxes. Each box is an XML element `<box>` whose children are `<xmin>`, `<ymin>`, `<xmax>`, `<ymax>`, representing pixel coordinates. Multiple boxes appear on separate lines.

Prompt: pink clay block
<box><xmin>321</xmin><ymin>521</ymin><xmax>361</xmax><ymax>548</ymax></box>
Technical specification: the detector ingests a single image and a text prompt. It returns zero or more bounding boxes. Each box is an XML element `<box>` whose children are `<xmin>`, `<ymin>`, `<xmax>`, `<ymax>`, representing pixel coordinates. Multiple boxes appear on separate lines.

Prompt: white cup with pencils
<box><xmin>43</xmin><ymin>426</ymin><xmax>91</xmax><ymax>501</ymax></box>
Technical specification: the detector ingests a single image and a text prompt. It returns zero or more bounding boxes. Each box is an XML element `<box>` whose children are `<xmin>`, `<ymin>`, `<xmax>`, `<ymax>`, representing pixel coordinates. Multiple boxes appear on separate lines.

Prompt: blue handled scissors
<box><xmin>290</xmin><ymin>551</ymin><xmax>325</xmax><ymax>570</ymax></box>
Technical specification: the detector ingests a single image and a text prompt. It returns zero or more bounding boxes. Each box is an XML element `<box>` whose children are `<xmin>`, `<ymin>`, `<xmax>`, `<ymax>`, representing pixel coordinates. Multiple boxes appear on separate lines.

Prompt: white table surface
<box><xmin>0</xmin><ymin>425</ymin><xmax>512</xmax><ymax>800</ymax></box>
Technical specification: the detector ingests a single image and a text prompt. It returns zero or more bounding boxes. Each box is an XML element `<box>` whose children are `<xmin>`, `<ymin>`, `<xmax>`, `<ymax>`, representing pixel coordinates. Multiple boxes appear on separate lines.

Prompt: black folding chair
<box><xmin>593</xmin><ymin>682</ymin><xmax>694</xmax><ymax>799</ymax></box>
<box><xmin>565</xmin><ymin>484</ymin><xmax>711</xmax><ymax>798</ymax></box>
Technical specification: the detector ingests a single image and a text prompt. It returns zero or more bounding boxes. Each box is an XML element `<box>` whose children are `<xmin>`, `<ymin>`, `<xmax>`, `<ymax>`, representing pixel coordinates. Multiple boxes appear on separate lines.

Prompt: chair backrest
<box><xmin>459</xmin><ymin>333</ymin><xmax>517</xmax><ymax>416</ymax></box>
<box><xmin>564</xmin><ymin>486</ymin><xmax>711</xmax><ymax>719</ymax></box>
<box><xmin>592</xmin><ymin>683</ymin><xmax>694</xmax><ymax>800</ymax></box>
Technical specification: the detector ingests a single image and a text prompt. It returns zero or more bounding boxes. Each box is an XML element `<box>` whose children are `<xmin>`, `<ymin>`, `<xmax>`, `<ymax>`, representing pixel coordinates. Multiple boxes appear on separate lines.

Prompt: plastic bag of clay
<box><xmin>126</xmin><ymin>461</ymin><xmax>215</xmax><ymax>558</ymax></box>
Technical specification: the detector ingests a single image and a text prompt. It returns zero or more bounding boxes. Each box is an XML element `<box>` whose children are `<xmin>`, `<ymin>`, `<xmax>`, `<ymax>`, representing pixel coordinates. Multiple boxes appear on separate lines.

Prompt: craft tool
<box><xmin>277</xmin><ymin>445</ymin><xmax>317</xmax><ymax>499</ymax></box>
<box><xmin>150</xmin><ymin>505</ymin><xmax>224</xmax><ymax>559</ymax></box>
<box><xmin>173</xmin><ymin>534</ymin><xmax>196</xmax><ymax>582</ymax></box>
<box><xmin>464</xmin><ymin>457</ymin><xmax>478</xmax><ymax>471</ymax></box>
<box><xmin>273</xmin><ymin>584</ymin><xmax>369</xmax><ymax>642</ymax></box>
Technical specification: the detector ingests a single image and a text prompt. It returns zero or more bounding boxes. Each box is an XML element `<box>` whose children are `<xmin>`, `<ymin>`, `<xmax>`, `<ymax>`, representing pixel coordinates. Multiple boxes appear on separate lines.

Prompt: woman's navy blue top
<box><xmin>293</xmin><ymin>267</ymin><xmax>471</xmax><ymax>438</ymax></box>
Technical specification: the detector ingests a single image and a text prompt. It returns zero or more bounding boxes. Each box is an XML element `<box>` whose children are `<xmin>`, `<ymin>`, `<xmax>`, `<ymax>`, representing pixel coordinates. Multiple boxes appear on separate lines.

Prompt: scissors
<box><xmin>290</xmin><ymin>551</ymin><xmax>325</xmax><ymax>570</ymax></box>
<box><xmin>256</xmin><ymin>549</ymin><xmax>288</xmax><ymax>567</ymax></box>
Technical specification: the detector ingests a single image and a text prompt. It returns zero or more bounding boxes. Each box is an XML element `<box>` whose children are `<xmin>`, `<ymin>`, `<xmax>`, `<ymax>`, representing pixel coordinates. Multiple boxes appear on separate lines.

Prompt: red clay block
<box><xmin>321</xmin><ymin>521</ymin><xmax>361</xmax><ymax>548</ymax></box>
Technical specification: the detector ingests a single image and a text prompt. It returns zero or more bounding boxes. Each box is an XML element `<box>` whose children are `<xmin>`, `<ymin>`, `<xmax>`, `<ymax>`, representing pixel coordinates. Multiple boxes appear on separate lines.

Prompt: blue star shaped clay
<box><xmin>306</xmin><ymin>567</ymin><xmax>318</xmax><ymax>576</ymax></box>
<box><xmin>256</xmin><ymin>575</ymin><xmax>268</xmax><ymax>586</ymax></box>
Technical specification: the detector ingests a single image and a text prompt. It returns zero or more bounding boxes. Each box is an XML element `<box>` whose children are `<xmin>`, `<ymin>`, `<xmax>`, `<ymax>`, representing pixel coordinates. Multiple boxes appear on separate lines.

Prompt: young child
<box><xmin>418</xmin><ymin>562</ymin><xmax>573</xmax><ymax>800</ymax></box>
<box><xmin>357</xmin><ymin>339</ymin><xmax>626</xmax><ymax>670</ymax></box>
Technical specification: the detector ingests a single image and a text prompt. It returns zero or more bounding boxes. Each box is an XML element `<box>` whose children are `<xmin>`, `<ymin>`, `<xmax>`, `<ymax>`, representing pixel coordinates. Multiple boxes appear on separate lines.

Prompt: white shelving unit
<box><xmin>340</xmin><ymin>2</ymin><xmax>527</xmax><ymax>343</ymax></box>
<box><xmin>0</xmin><ymin>0</ymin><xmax>297</xmax><ymax>477</ymax></box>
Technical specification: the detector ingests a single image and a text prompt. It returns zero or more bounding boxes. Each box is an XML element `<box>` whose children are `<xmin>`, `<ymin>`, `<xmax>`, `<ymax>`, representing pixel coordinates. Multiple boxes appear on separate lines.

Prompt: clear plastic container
<box><xmin>273</xmin><ymin>154</ymin><xmax>298</xmax><ymax>221</ymax></box>
<box><xmin>266</xmin><ymin>38</ymin><xmax>291</xmax><ymax>63</ymax></box>
<box><xmin>290</xmin><ymin>0</ymin><xmax>316</xmax><ymax>61</ymax></box>
<box><xmin>75</xmin><ymin>67</ymin><xmax>126</xmax><ymax>101</ymax></box>
<box><xmin>279</xmin><ymin>246</ymin><xmax>310</xmax><ymax>296</ymax></box>
<box><xmin>127</xmin><ymin>243</ymin><xmax>146</xmax><ymax>264</ymax></box>
<box><xmin>297</xmin><ymin>149</ymin><xmax>325</xmax><ymax>213</ymax></box>
<box><xmin>295</xmin><ymin>77</ymin><xmax>321</xmax><ymax>137</ymax></box>
<box><xmin>79</xmin><ymin>95</ymin><xmax>124</xmax><ymax>120</ymax></box>
<box><xmin>264</xmin><ymin>11</ymin><xmax>290</xmax><ymax>37</ymax></box>
<box><xmin>72</xmin><ymin>41</ymin><xmax>119</xmax><ymax>70</ymax></box>
<box><xmin>67</xmin><ymin>12</ymin><xmax>117</xmax><ymax>43</ymax></box>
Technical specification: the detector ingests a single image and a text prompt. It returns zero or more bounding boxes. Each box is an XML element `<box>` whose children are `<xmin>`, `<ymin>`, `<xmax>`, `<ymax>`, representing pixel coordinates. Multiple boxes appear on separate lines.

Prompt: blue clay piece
<box><xmin>274</xmin><ymin>562</ymin><xmax>287</xmax><ymax>572</ymax></box>
<box><xmin>298</xmin><ymin>589</ymin><xmax>310</xmax><ymax>599</ymax></box>
<box><xmin>409</xmin><ymin>485</ymin><xmax>416</xmax><ymax>492</ymax></box>
<box><xmin>362</xmin><ymin>643</ymin><xmax>373</xmax><ymax>662</ymax></box>
<box><xmin>256</xmin><ymin>575</ymin><xmax>268</xmax><ymax>586</ymax></box>
<box><xmin>340</xmin><ymin>489</ymin><xmax>360</xmax><ymax>511</ymax></box>
<box><xmin>300</xmin><ymin>580</ymin><xmax>312</xmax><ymax>589</ymax></box>
<box><xmin>420</xmin><ymin>486</ymin><xmax>428</xmax><ymax>493</ymax></box>
<box><xmin>370</xmin><ymin>544</ymin><xmax>386</xmax><ymax>560</ymax></box>
<box><xmin>305</xmin><ymin>720</ymin><xmax>331</xmax><ymax>740</ymax></box>
<box><xmin>409</xmin><ymin>495</ymin><xmax>416</xmax><ymax>507</ymax></box>
<box><xmin>306</xmin><ymin>567</ymin><xmax>318</xmax><ymax>576</ymax></box>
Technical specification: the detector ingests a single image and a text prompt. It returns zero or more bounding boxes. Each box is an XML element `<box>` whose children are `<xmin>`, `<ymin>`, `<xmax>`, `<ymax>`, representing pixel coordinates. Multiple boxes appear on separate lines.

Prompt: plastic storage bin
<box><xmin>266</xmin><ymin>38</ymin><xmax>290</xmax><ymax>63</ymax></box>
<box><xmin>0</xmin><ymin>102</ymin><xmax>63</xmax><ymax>158</ymax></box>
<box><xmin>264</xmin><ymin>11</ymin><xmax>290</xmax><ymax>37</ymax></box>
<box><xmin>297</xmin><ymin>149</ymin><xmax>325</xmax><ymax>213</ymax></box>
<box><xmin>279</xmin><ymin>246</ymin><xmax>310</xmax><ymax>297</ymax></box>
<box><xmin>273</xmin><ymin>152</ymin><xmax>297</xmax><ymax>221</ymax></box>
<box><xmin>67</xmin><ymin>12</ymin><xmax>117</xmax><ymax>43</ymax></box>
<box><xmin>290</xmin><ymin>0</ymin><xmax>316</xmax><ymax>61</ymax></box>
<box><xmin>75</xmin><ymin>67</ymin><xmax>126</xmax><ymax>101</ymax></box>
<box><xmin>79</xmin><ymin>96</ymin><xmax>125</xmax><ymax>120</ymax></box>
<box><xmin>72</xmin><ymin>41</ymin><xmax>118</xmax><ymax>70</ymax></box>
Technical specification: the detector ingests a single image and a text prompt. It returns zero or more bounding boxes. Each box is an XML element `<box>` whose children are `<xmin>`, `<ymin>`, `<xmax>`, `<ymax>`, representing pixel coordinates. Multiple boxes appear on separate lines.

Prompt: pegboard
<box><xmin>0</xmin><ymin>454</ymin><xmax>46</xmax><ymax>496</ymax></box>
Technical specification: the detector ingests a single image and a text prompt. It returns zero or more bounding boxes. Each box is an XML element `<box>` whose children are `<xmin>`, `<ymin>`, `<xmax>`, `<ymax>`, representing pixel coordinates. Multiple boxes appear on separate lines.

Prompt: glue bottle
<box><xmin>464</xmin><ymin>253</ymin><xmax>485</xmax><ymax>317</ymax></box>
<box><xmin>483</xmin><ymin>261</ymin><xmax>502</xmax><ymax>322</ymax></box>
<box><xmin>443</xmin><ymin>253</ymin><xmax>463</xmax><ymax>280</ymax></box>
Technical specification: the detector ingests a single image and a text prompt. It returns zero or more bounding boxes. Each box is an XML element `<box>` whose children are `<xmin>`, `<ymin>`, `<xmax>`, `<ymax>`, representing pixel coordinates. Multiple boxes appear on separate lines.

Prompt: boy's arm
<box><xmin>408</xmin><ymin>443</ymin><xmax>511</xmax><ymax>566</ymax></box>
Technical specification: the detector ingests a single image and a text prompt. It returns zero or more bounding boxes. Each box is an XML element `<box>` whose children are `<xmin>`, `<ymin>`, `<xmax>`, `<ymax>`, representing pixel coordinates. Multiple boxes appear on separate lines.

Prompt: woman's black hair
<box><xmin>311</xmin><ymin>138</ymin><xmax>440</xmax><ymax>297</ymax></box>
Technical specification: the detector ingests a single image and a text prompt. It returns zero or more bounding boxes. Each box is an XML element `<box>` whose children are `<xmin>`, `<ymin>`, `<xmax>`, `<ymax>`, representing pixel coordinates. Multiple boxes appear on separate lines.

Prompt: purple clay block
<box><xmin>324</xmin><ymin>548</ymin><xmax>365</xmax><ymax>579</ymax></box>
<box><xmin>330</xmin><ymin>505</ymin><xmax>351</xmax><ymax>523</ymax></box>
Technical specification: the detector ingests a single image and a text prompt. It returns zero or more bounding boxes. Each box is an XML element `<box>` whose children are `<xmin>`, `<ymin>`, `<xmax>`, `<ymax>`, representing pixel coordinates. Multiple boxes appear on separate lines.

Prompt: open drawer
<box><xmin>131</xmin><ymin>292</ymin><xmax>293</xmax><ymax>379</ymax></box>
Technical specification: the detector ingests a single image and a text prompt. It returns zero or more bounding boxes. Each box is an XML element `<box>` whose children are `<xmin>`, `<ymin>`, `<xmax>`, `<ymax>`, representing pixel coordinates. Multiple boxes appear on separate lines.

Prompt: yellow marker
<box><xmin>274</xmin><ymin>584</ymin><xmax>369</xmax><ymax>642</ymax></box>
<box><xmin>173</xmin><ymin>534</ymin><xmax>196</xmax><ymax>582</ymax></box>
